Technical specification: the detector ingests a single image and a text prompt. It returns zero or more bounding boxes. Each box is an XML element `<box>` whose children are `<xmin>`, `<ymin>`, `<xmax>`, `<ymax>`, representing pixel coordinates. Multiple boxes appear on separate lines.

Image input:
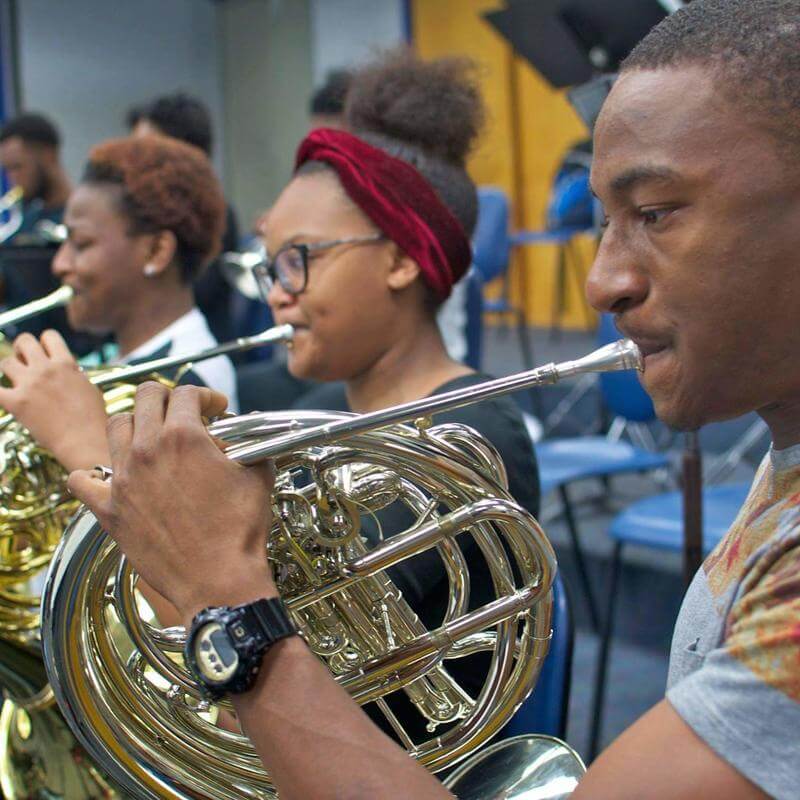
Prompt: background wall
<box><xmin>11</xmin><ymin>0</ymin><xmax>413</xmax><ymax>236</ymax></box>
<box><xmin>15</xmin><ymin>0</ymin><xmax>224</xmax><ymax>182</ymax></box>
<box><xmin>217</xmin><ymin>0</ymin><xmax>313</xmax><ymax>230</ymax></box>
<box><xmin>309</xmin><ymin>0</ymin><xmax>406</xmax><ymax>85</ymax></box>
<box><xmin>412</xmin><ymin>0</ymin><xmax>595</xmax><ymax>329</ymax></box>
<box><xmin>219</xmin><ymin>0</ymin><xmax>407</xmax><ymax>230</ymax></box>
<box><xmin>10</xmin><ymin>0</ymin><xmax>598</xmax><ymax>328</ymax></box>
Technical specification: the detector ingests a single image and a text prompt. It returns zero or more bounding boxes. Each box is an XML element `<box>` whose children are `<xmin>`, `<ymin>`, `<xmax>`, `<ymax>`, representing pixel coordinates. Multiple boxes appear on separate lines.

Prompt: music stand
<box><xmin>483</xmin><ymin>0</ymin><xmax>669</xmax><ymax>88</ymax></box>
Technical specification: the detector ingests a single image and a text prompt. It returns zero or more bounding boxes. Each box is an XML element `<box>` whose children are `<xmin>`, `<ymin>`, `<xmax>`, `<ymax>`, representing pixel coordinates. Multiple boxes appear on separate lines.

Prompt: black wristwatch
<box><xmin>185</xmin><ymin>597</ymin><xmax>297</xmax><ymax>700</ymax></box>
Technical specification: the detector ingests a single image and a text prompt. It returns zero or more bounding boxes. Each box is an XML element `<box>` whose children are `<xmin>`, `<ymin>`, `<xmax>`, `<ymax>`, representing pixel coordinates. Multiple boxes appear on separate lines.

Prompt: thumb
<box><xmin>67</xmin><ymin>469</ymin><xmax>113</xmax><ymax>524</ymax></box>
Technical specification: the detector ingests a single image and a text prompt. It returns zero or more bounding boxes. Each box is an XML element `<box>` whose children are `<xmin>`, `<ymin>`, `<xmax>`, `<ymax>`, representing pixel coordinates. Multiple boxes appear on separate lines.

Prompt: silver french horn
<box><xmin>40</xmin><ymin>340</ymin><xmax>641</xmax><ymax>799</ymax></box>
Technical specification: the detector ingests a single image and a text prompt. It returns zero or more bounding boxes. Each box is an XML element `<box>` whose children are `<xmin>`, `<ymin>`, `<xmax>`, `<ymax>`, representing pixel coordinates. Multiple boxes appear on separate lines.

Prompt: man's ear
<box><xmin>386</xmin><ymin>246</ymin><xmax>421</xmax><ymax>291</ymax></box>
<box><xmin>144</xmin><ymin>230</ymin><xmax>179</xmax><ymax>277</ymax></box>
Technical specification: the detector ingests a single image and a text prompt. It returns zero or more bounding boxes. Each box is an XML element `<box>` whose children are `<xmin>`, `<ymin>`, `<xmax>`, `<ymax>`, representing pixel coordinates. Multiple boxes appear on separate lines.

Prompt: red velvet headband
<box><xmin>295</xmin><ymin>128</ymin><xmax>472</xmax><ymax>300</ymax></box>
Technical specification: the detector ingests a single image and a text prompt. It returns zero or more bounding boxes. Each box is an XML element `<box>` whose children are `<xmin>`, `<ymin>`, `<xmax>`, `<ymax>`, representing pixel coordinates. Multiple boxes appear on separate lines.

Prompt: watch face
<box><xmin>193</xmin><ymin>622</ymin><xmax>240</xmax><ymax>685</ymax></box>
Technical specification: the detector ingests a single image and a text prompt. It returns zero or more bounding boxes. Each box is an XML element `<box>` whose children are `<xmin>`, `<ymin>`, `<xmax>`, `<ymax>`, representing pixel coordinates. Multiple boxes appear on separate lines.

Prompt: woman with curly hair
<box><xmin>0</xmin><ymin>134</ymin><xmax>236</xmax><ymax>473</ymax></box>
<box><xmin>259</xmin><ymin>51</ymin><xmax>541</xmax><ymax>737</ymax></box>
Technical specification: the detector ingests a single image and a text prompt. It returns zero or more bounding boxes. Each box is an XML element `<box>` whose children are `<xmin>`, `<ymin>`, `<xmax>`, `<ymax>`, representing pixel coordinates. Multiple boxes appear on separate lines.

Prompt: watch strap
<box><xmin>240</xmin><ymin>597</ymin><xmax>297</xmax><ymax>648</ymax></box>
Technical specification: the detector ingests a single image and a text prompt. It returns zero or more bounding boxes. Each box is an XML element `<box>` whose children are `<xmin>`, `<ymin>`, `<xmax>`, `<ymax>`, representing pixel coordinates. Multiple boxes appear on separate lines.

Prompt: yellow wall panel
<box><xmin>412</xmin><ymin>0</ymin><xmax>514</xmax><ymax>194</ymax></box>
<box><xmin>412</xmin><ymin>0</ymin><xmax>597</xmax><ymax>329</ymax></box>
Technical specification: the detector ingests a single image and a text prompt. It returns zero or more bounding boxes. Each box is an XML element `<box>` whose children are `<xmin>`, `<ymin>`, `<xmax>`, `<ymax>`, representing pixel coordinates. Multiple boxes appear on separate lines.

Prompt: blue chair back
<box><xmin>501</xmin><ymin>574</ymin><xmax>572</xmax><ymax>740</ymax></box>
<box><xmin>597</xmin><ymin>313</ymin><xmax>658</xmax><ymax>422</ymax></box>
<box><xmin>547</xmin><ymin>164</ymin><xmax>594</xmax><ymax>231</ymax></box>
<box><xmin>464</xmin><ymin>269</ymin><xmax>484</xmax><ymax>370</ymax></box>
<box><xmin>472</xmin><ymin>187</ymin><xmax>511</xmax><ymax>285</ymax></box>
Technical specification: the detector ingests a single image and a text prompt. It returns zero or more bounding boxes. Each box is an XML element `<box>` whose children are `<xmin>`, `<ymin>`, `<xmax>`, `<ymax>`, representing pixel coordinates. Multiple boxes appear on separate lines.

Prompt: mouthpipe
<box><xmin>222</xmin><ymin>249</ymin><xmax>266</xmax><ymax>270</ymax></box>
<box><xmin>227</xmin><ymin>339</ymin><xmax>643</xmax><ymax>465</ymax></box>
<box><xmin>90</xmin><ymin>324</ymin><xmax>294</xmax><ymax>388</ymax></box>
<box><xmin>0</xmin><ymin>285</ymin><xmax>74</xmax><ymax>330</ymax></box>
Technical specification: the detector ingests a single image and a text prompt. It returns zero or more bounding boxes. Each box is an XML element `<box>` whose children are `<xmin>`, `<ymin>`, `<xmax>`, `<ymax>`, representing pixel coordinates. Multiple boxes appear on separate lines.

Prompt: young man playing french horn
<box><xmin>70</xmin><ymin>1</ymin><xmax>799</xmax><ymax>797</ymax></box>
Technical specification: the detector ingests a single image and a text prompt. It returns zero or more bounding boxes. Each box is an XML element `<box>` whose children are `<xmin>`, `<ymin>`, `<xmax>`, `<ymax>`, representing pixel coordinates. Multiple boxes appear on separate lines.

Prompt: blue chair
<box><xmin>510</xmin><ymin>154</ymin><xmax>597</xmax><ymax>336</ymax></box>
<box><xmin>587</xmin><ymin>481</ymin><xmax>752</xmax><ymax>759</ymax></box>
<box><xmin>463</xmin><ymin>268</ymin><xmax>485</xmax><ymax>370</ymax></box>
<box><xmin>536</xmin><ymin>314</ymin><xmax>671</xmax><ymax>630</ymax></box>
<box><xmin>472</xmin><ymin>187</ymin><xmax>535</xmax><ymax>375</ymax></box>
<box><xmin>502</xmin><ymin>573</ymin><xmax>573</xmax><ymax>740</ymax></box>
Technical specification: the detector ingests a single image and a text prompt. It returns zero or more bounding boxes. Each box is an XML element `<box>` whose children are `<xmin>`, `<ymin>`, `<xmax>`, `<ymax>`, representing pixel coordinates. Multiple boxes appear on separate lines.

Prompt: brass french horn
<box><xmin>0</xmin><ymin>317</ymin><xmax>294</xmax><ymax>650</ymax></box>
<box><xmin>0</xmin><ymin>306</ymin><xmax>292</xmax><ymax>797</ymax></box>
<box><xmin>40</xmin><ymin>340</ymin><xmax>640</xmax><ymax>798</ymax></box>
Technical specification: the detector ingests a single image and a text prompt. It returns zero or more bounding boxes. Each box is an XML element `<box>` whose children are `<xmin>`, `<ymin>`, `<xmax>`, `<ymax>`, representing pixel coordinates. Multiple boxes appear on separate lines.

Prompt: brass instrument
<box><xmin>0</xmin><ymin>187</ymin><xmax>23</xmax><ymax>244</ymax></box>
<box><xmin>33</xmin><ymin>218</ymin><xmax>68</xmax><ymax>244</ymax></box>
<box><xmin>0</xmin><ymin>187</ymin><xmax>22</xmax><ymax>214</ymax></box>
<box><xmin>0</xmin><ymin>284</ymin><xmax>73</xmax><ymax>331</ymax></box>
<box><xmin>221</xmin><ymin>245</ymin><xmax>265</xmax><ymax>300</ymax></box>
<box><xmin>442</xmin><ymin>734</ymin><xmax>586</xmax><ymax>799</ymax></box>
<box><xmin>0</xmin><ymin>322</ymin><xmax>294</xmax><ymax>651</ymax></box>
<box><xmin>0</xmin><ymin>253</ymin><xmax>72</xmax><ymax>361</ymax></box>
<box><xmin>40</xmin><ymin>340</ymin><xmax>640</xmax><ymax>799</ymax></box>
<box><xmin>0</xmin><ymin>323</ymin><xmax>292</xmax><ymax>798</ymax></box>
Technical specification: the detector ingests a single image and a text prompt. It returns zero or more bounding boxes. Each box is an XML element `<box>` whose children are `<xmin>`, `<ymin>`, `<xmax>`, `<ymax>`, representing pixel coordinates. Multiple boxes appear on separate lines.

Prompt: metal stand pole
<box><xmin>682</xmin><ymin>431</ymin><xmax>703</xmax><ymax>587</ymax></box>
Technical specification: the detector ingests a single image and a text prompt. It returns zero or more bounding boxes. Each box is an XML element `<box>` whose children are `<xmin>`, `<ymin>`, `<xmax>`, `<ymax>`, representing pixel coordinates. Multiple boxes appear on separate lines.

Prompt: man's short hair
<box><xmin>310</xmin><ymin>69</ymin><xmax>353</xmax><ymax>116</ymax></box>
<box><xmin>126</xmin><ymin>92</ymin><xmax>213</xmax><ymax>156</ymax></box>
<box><xmin>623</xmin><ymin>0</ymin><xmax>800</xmax><ymax>154</ymax></box>
<box><xmin>0</xmin><ymin>112</ymin><xmax>61</xmax><ymax>149</ymax></box>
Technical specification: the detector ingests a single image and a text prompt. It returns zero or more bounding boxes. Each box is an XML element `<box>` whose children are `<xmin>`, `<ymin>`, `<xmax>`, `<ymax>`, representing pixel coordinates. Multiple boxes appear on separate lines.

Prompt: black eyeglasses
<box><xmin>252</xmin><ymin>233</ymin><xmax>385</xmax><ymax>300</ymax></box>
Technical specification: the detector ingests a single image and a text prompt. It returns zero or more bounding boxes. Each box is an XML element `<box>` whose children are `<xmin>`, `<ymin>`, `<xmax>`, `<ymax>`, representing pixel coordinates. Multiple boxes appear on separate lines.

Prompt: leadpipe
<box><xmin>0</xmin><ymin>285</ymin><xmax>74</xmax><ymax>330</ymax></box>
<box><xmin>90</xmin><ymin>324</ymin><xmax>294</xmax><ymax>387</ymax></box>
<box><xmin>227</xmin><ymin>338</ymin><xmax>643</xmax><ymax>465</ymax></box>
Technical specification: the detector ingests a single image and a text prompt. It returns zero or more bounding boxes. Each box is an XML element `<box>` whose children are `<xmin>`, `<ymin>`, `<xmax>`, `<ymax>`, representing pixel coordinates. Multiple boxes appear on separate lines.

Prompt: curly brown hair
<box><xmin>83</xmin><ymin>136</ymin><xmax>226</xmax><ymax>282</ymax></box>
<box><xmin>346</xmin><ymin>49</ymin><xmax>485</xmax><ymax>168</ymax></box>
<box><xmin>345</xmin><ymin>49</ymin><xmax>485</xmax><ymax>239</ymax></box>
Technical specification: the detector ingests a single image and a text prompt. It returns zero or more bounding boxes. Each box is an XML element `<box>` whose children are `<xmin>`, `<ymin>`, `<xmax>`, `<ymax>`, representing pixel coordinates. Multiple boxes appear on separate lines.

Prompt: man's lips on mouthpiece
<box><xmin>636</xmin><ymin>341</ymin><xmax>669</xmax><ymax>359</ymax></box>
<box><xmin>615</xmin><ymin>329</ymin><xmax>670</xmax><ymax>370</ymax></box>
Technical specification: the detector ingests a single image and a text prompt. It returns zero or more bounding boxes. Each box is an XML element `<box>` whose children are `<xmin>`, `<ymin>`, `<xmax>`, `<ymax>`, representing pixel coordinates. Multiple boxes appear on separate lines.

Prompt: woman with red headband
<box><xmin>274</xmin><ymin>66</ymin><xmax>536</xmax><ymax>497</ymax></box>
<box><xmin>257</xmin><ymin>53</ymin><xmax>541</xmax><ymax>737</ymax></box>
<box><xmin>269</xmin><ymin>52</ymin><xmax>538</xmax><ymax>513</ymax></box>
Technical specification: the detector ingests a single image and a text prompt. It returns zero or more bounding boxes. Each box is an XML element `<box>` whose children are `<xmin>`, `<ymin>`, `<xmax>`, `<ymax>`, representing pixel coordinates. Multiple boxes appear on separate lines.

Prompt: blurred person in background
<box><xmin>0</xmin><ymin>134</ymin><xmax>236</xmax><ymax>476</ymax></box>
<box><xmin>309</xmin><ymin>68</ymin><xmax>353</xmax><ymax>131</ymax></box>
<box><xmin>0</xmin><ymin>112</ymin><xmax>71</xmax><ymax>243</ymax></box>
<box><xmin>127</xmin><ymin>92</ymin><xmax>241</xmax><ymax>344</ymax></box>
<box><xmin>0</xmin><ymin>112</ymin><xmax>83</xmax><ymax>347</ymax></box>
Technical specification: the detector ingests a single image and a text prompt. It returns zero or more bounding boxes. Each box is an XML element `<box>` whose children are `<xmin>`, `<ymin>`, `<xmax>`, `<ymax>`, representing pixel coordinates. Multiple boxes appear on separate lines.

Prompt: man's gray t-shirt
<box><xmin>667</xmin><ymin>445</ymin><xmax>800</xmax><ymax>799</ymax></box>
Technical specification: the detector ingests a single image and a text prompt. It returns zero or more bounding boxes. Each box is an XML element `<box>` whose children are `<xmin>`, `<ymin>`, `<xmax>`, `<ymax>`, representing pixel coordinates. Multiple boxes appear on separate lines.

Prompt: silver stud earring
<box><xmin>143</xmin><ymin>263</ymin><xmax>158</xmax><ymax>277</ymax></box>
